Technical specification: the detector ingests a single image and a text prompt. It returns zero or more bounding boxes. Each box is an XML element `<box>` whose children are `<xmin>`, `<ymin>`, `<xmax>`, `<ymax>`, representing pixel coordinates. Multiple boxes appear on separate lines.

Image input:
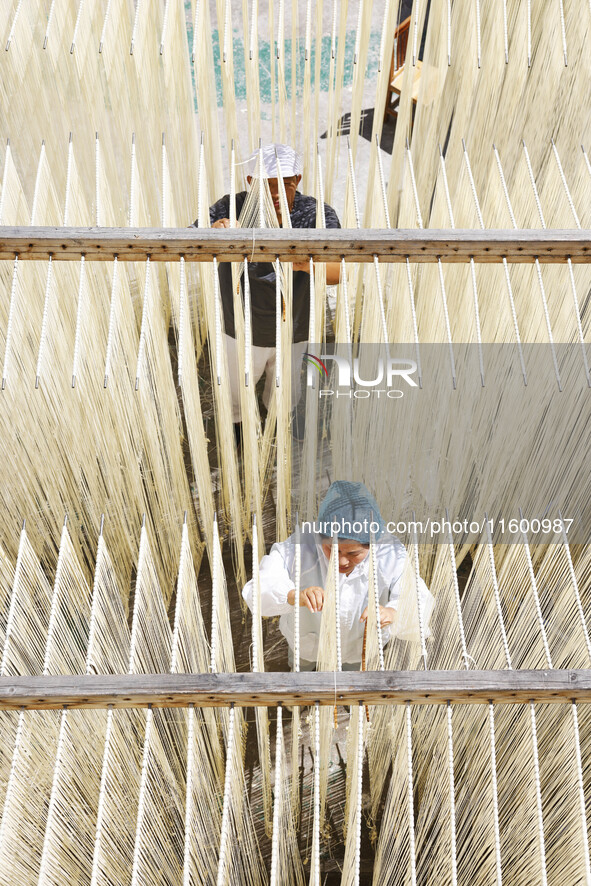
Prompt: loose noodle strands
<box><xmin>566</xmin><ymin>258</ymin><xmax>590</xmax><ymax>386</ymax></box>
<box><xmin>549</xmin><ymin>142</ymin><xmax>589</xmax><ymax>384</ymax></box>
<box><xmin>521</xmin><ymin>522</ymin><xmax>591</xmax><ymax>884</ymax></box>
<box><xmin>203</xmin><ymin>253</ymin><xmax>246</xmax><ymax>580</ymax></box>
<box><xmin>559</xmin><ymin>512</ymin><xmax>591</xmax><ymax>662</ymax></box>
<box><xmin>447</xmin><ymin>702</ymin><xmax>458</xmax><ymax>885</ymax></box>
<box><xmin>0</xmin><ymin>708</ymin><xmax>25</xmax><ymax>859</ymax></box>
<box><xmin>410</xmin><ymin>526</ymin><xmax>427</xmax><ymax>668</ymax></box>
<box><xmin>243</xmin><ymin>0</ymin><xmax>261</xmax><ymax>148</ymax></box>
<box><xmin>404</xmin><ymin>259</ymin><xmax>422</xmax><ymax>387</ymax></box>
<box><xmin>229</xmin><ymin>141</ymin><xmax>236</xmax><ymax>229</ymax></box>
<box><xmin>461</xmin><ymin>142</ymin><xmax>486</xmax><ymax>384</ymax></box>
<box><xmin>30</xmin><ymin>141</ymin><xmax>46</xmax><ymax>227</ymax></box>
<box><xmin>403</xmin><ymin>144</ymin><xmax>428</xmax><ymax>381</ymax></box>
<box><xmin>468</xmin><ymin>257</ymin><xmax>485</xmax><ymax>386</ymax></box>
<box><xmin>182</xmin><ymin>703</ymin><xmax>196</xmax><ymax>886</ymax></box>
<box><xmin>87</xmin><ymin>524</ymin><xmax>129</xmax><ymax>676</ymax></box>
<box><xmin>160</xmin><ymin>0</ymin><xmax>171</xmax><ymax>53</ymax></box>
<box><xmin>520</xmin><ymin>513</ymin><xmax>552</xmax><ymax>668</ymax></box>
<box><xmin>489</xmin><ymin>702</ymin><xmax>503</xmax><ymax>886</ymax></box>
<box><xmin>170</xmin><ymin>525</ymin><xmax>223</xmax><ymax>880</ymax></box>
<box><xmin>521</xmin><ymin>141</ymin><xmax>561</xmax><ymax>388</ymax></box>
<box><xmin>373</xmin><ymin>256</ymin><xmax>391</xmax><ymax>355</ymax></box>
<box><xmin>217</xmin><ymin>702</ymin><xmax>235</xmax><ymax>886</ymax></box>
<box><xmin>89</xmin><ymin>705</ymin><xmax>115</xmax><ymax>886</ymax></box>
<box><xmin>233</xmin><ymin>254</ymin><xmax>263</xmax><ymax>548</ymax></box>
<box><xmin>270</xmin><ymin>705</ymin><xmax>282</xmax><ymax>886</ymax></box>
<box><xmin>128</xmin><ymin>518</ymin><xmax>172</xmax><ymax>676</ymax></box>
<box><xmin>484</xmin><ymin>518</ymin><xmax>512</xmax><ymax>669</ymax></box>
<box><xmin>37</xmin><ymin>705</ymin><xmax>69</xmax><ymax>886</ymax></box>
<box><xmin>406</xmin><ymin>141</ymin><xmax>424</xmax><ymax>229</ymax></box>
<box><xmin>551</xmin><ymin>140</ymin><xmax>581</xmax><ymax>228</ymax></box>
<box><xmin>94</xmin><ymin>133</ymin><xmax>102</xmax><ymax>227</ymax></box>
<box><xmin>275</xmin><ymin>258</ymin><xmax>281</xmax><ymax>388</ymax></box>
<box><xmin>315</xmin><ymin>147</ymin><xmax>326</xmax><ymax>230</ymax></box>
<box><xmin>134</xmin><ymin>257</ymin><xmax>151</xmax><ymax>390</ymax></box>
<box><xmin>215</xmin><ymin>0</ymin><xmax>240</xmax><ymax>156</ymax></box>
<box><xmin>342</xmin><ymin>703</ymin><xmax>364</xmax><ymax>886</ymax></box>
<box><xmin>276</xmin><ymin>0</ymin><xmax>288</xmax><ymax>141</ymax></box>
<box><xmin>291</xmin><ymin>519</ymin><xmax>301</xmax><ymax>823</ymax></box>
<box><xmin>529</xmin><ymin>702</ymin><xmax>549</xmax><ymax>886</ymax></box>
<box><xmin>209</xmin><ymin>512</ymin><xmax>236</xmax><ymax>676</ymax></box>
<box><xmin>99</xmin><ymin>0</ymin><xmax>114</xmax><ymax>51</ymax></box>
<box><xmin>4</xmin><ymin>0</ymin><xmax>23</xmax><ymax>51</ymax></box>
<box><xmin>176</xmin><ymin>258</ymin><xmax>214</xmax><ymax>547</ymax></box>
<box><xmin>170</xmin><ymin>515</ymin><xmax>200</xmax><ymax>675</ymax></box>
<box><xmin>376</xmin><ymin>135</ymin><xmax>391</xmax><ymax>228</ymax></box>
<box><xmin>2</xmin><ymin>525</ymin><xmax>53</xmax><ymax>677</ymax></box>
<box><xmin>101</xmin><ymin>257</ymin><xmax>119</xmax><ymax>388</ymax></box>
<box><xmin>345</xmin><ymin>138</ymin><xmax>361</xmax><ymax>229</ymax></box>
<box><xmin>130</xmin><ymin>705</ymin><xmax>153</xmax><ymax>886</ymax></box>
<box><xmin>251</xmin><ymin>515</ymin><xmax>272</xmax><ymax>835</ymax></box>
<box><xmin>365</xmin><ymin>535</ymin><xmax>385</xmax><ymax>672</ymax></box>
<box><xmin>437</xmin><ymin>259</ymin><xmax>457</xmax><ymax>387</ymax></box>
<box><xmin>446</xmin><ymin>514</ymin><xmax>469</xmax><ymax>668</ymax></box>
<box><xmin>310</xmin><ymin>702</ymin><xmax>321</xmax><ymax>886</ymax></box>
<box><xmin>44</xmin><ymin>518</ymin><xmax>91</xmax><ymax>676</ymax></box>
<box><xmin>274</xmin><ymin>150</ymin><xmax>292</xmax><ymax>228</ymax></box>
<box><xmin>315</xmin><ymin>542</ymin><xmax>338</xmax><ymax>832</ymax></box>
<box><xmin>407</xmin><ymin>702</ymin><xmax>417</xmax><ymax>886</ymax></box>
<box><xmin>210</xmin><ymin>514</ymin><xmax>220</xmax><ymax>675</ymax></box>
<box><xmin>293</xmin><ymin>520</ymin><xmax>301</xmax><ymax>672</ymax></box>
<box><xmin>334</xmin><ymin>534</ymin><xmax>342</xmax><ymax>673</ymax></box>
<box><xmin>244</xmin><ymin>258</ymin><xmax>252</xmax><ymax>386</ymax></box>
<box><xmin>558</xmin><ymin>0</ymin><xmax>567</xmax><ymax>64</ymax></box>
<box><xmin>130</xmin><ymin>0</ymin><xmax>142</xmax><ymax>54</ymax></box>
<box><xmin>71</xmin><ymin>255</ymin><xmax>86</xmax><ymax>388</ymax></box>
<box><xmin>0</xmin><ymin>527</ymin><xmax>58</xmax><ymax>879</ymax></box>
<box><xmin>336</xmin><ymin>258</ymin><xmax>353</xmax><ymax>361</ymax></box>
<box><xmin>492</xmin><ymin>145</ymin><xmax>526</xmax><ymax>380</ymax></box>
<box><xmin>0</xmin><ymin>141</ymin><xmax>11</xmax><ymax>225</ymax></box>
<box><xmin>177</xmin><ymin>259</ymin><xmax>185</xmax><ymax>388</ymax></box>
<box><xmin>1</xmin><ymin>256</ymin><xmax>19</xmax><ymax>390</ymax></box>
<box><xmin>270</xmin><ymin>704</ymin><xmax>304</xmax><ymax>885</ymax></box>
<box><xmin>250</xmin><ymin>515</ymin><xmax>263</xmax><ymax>674</ymax></box>
<box><xmin>571</xmin><ymin>701</ymin><xmax>591</xmax><ymax>886</ymax></box>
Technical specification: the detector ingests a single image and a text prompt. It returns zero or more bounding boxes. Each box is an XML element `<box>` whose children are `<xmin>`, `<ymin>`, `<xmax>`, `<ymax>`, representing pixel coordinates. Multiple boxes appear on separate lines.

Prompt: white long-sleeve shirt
<box><xmin>242</xmin><ymin>529</ymin><xmax>434</xmax><ymax>664</ymax></box>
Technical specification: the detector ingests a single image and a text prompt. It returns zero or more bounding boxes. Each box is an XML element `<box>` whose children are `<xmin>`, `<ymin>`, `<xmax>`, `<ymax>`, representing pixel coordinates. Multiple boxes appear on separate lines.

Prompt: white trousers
<box><xmin>224</xmin><ymin>334</ymin><xmax>308</xmax><ymax>423</ymax></box>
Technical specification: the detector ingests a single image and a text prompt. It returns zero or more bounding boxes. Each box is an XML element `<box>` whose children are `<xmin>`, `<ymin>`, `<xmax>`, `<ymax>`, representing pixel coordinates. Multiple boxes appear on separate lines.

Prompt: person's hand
<box><xmin>212</xmin><ymin>218</ymin><xmax>231</xmax><ymax>228</ymax></box>
<box><xmin>287</xmin><ymin>586</ymin><xmax>324</xmax><ymax>612</ymax></box>
<box><xmin>360</xmin><ymin>605</ymin><xmax>397</xmax><ymax>628</ymax></box>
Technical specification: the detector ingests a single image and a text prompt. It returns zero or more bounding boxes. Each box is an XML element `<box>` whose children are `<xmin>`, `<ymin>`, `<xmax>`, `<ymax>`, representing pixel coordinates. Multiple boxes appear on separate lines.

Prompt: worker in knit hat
<box><xmin>243</xmin><ymin>481</ymin><xmax>434</xmax><ymax>670</ymax></box>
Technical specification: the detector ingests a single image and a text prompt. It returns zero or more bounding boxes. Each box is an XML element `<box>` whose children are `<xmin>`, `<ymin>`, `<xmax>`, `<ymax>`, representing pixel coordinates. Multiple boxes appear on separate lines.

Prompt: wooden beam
<box><xmin>0</xmin><ymin>227</ymin><xmax>590</xmax><ymax>263</ymax></box>
<box><xmin>0</xmin><ymin>671</ymin><xmax>589</xmax><ymax>710</ymax></box>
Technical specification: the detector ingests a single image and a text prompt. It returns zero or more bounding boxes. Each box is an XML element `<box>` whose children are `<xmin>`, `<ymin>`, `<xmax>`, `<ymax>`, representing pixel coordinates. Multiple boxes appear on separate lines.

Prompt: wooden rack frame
<box><xmin>0</xmin><ymin>227</ymin><xmax>590</xmax><ymax>263</ymax></box>
<box><xmin>0</xmin><ymin>670</ymin><xmax>590</xmax><ymax>710</ymax></box>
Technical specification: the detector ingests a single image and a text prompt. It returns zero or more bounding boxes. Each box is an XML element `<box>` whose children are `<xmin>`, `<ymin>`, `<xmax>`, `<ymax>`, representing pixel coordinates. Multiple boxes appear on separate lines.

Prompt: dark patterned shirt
<box><xmin>201</xmin><ymin>191</ymin><xmax>340</xmax><ymax>347</ymax></box>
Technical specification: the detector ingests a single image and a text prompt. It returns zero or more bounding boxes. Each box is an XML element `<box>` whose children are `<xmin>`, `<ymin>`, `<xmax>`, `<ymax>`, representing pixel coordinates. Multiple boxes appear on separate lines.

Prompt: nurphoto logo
<box><xmin>304</xmin><ymin>352</ymin><xmax>418</xmax><ymax>399</ymax></box>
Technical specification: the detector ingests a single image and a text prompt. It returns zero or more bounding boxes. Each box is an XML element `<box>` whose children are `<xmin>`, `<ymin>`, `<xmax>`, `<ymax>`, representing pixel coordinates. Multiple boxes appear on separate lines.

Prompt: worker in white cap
<box><xmin>201</xmin><ymin>144</ymin><xmax>341</xmax><ymax>436</ymax></box>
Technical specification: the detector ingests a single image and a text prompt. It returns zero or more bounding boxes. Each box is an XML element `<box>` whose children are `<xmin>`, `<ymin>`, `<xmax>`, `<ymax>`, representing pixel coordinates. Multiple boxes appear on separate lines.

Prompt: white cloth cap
<box><xmin>247</xmin><ymin>143</ymin><xmax>302</xmax><ymax>178</ymax></box>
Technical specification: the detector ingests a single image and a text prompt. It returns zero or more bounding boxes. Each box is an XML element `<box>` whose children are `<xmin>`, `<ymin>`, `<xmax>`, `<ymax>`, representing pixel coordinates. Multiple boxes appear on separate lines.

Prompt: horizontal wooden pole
<box><xmin>0</xmin><ymin>227</ymin><xmax>590</xmax><ymax>263</ymax></box>
<box><xmin>0</xmin><ymin>670</ymin><xmax>589</xmax><ymax>710</ymax></box>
